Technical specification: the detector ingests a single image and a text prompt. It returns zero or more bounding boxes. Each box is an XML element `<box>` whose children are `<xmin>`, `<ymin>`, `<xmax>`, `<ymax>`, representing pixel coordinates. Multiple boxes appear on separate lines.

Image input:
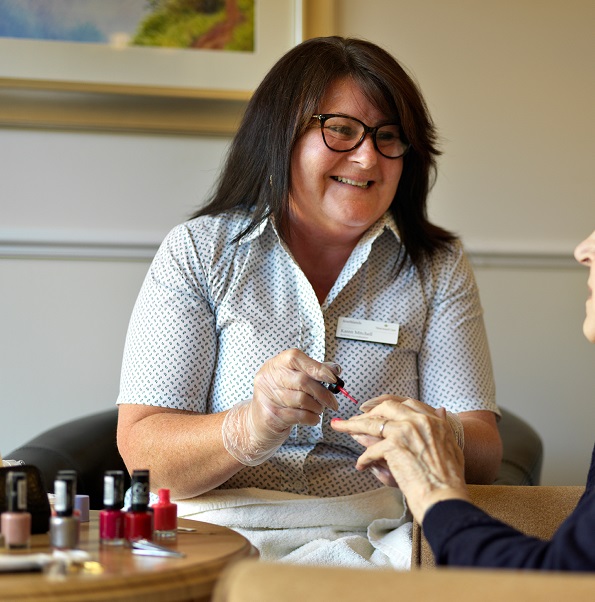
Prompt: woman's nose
<box><xmin>349</xmin><ymin>133</ymin><xmax>378</xmax><ymax>167</ymax></box>
<box><xmin>574</xmin><ymin>230</ymin><xmax>595</xmax><ymax>265</ymax></box>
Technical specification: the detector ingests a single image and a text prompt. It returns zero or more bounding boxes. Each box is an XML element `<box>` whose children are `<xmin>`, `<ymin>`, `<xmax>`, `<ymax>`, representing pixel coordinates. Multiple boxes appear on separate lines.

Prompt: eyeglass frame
<box><xmin>311</xmin><ymin>113</ymin><xmax>410</xmax><ymax>159</ymax></box>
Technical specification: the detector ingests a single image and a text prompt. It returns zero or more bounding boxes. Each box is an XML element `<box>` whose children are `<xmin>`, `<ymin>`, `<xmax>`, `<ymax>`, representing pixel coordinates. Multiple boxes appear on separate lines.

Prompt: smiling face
<box><xmin>574</xmin><ymin>230</ymin><xmax>595</xmax><ymax>343</ymax></box>
<box><xmin>288</xmin><ymin>77</ymin><xmax>403</xmax><ymax>244</ymax></box>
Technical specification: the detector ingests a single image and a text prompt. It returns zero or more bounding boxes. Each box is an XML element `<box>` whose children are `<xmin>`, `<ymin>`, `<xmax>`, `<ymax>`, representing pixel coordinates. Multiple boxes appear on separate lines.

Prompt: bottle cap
<box><xmin>324</xmin><ymin>377</ymin><xmax>345</xmax><ymax>394</ymax></box>
<box><xmin>6</xmin><ymin>471</ymin><xmax>27</xmax><ymax>512</ymax></box>
<box><xmin>130</xmin><ymin>470</ymin><xmax>150</xmax><ymax>511</ymax></box>
<box><xmin>103</xmin><ymin>470</ymin><xmax>125</xmax><ymax>510</ymax></box>
<box><xmin>54</xmin><ymin>474</ymin><xmax>76</xmax><ymax>517</ymax></box>
<box><xmin>157</xmin><ymin>488</ymin><xmax>171</xmax><ymax>504</ymax></box>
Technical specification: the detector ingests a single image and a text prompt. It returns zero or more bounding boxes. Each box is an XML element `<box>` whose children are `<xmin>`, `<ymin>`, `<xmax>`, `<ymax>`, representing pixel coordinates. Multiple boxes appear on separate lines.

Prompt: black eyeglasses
<box><xmin>312</xmin><ymin>114</ymin><xmax>410</xmax><ymax>159</ymax></box>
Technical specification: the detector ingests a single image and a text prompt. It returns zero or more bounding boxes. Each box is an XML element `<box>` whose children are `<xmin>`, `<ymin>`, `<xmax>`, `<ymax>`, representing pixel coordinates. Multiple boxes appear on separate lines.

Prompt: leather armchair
<box><xmin>7</xmin><ymin>409</ymin><xmax>129</xmax><ymax>509</ymax></box>
<box><xmin>7</xmin><ymin>406</ymin><xmax>542</xmax><ymax>509</ymax></box>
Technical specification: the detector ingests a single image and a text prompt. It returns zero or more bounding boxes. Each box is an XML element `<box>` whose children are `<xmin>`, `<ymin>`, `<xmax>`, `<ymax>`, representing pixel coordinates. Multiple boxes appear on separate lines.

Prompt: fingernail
<box><xmin>330</xmin><ymin>417</ymin><xmax>344</xmax><ymax>423</ymax></box>
<box><xmin>370</xmin><ymin>465</ymin><xmax>383</xmax><ymax>478</ymax></box>
<box><xmin>323</xmin><ymin>362</ymin><xmax>342</xmax><ymax>375</ymax></box>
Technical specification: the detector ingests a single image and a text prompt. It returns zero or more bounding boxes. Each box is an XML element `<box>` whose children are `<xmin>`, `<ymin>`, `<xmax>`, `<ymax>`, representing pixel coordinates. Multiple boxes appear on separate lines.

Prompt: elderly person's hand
<box><xmin>331</xmin><ymin>397</ymin><xmax>470</xmax><ymax>522</ymax></box>
<box><xmin>222</xmin><ymin>349</ymin><xmax>340</xmax><ymax>466</ymax></box>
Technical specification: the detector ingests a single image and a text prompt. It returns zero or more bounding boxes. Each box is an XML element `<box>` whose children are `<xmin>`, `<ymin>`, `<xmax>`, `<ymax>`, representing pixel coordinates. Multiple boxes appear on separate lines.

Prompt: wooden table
<box><xmin>0</xmin><ymin>512</ymin><xmax>255</xmax><ymax>601</ymax></box>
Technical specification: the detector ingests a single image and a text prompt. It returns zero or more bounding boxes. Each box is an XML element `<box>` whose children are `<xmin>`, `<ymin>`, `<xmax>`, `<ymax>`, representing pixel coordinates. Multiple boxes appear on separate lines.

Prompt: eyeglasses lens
<box><xmin>321</xmin><ymin>116</ymin><xmax>407</xmax><ymax>158</ymax></box>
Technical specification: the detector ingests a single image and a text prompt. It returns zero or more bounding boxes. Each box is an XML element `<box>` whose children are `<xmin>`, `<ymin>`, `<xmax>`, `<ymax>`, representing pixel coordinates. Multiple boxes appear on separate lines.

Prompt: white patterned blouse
<box><xmin>117</xmin><ymin>209</ymin><xmax>498</xmax><ymax>497</ymax></box>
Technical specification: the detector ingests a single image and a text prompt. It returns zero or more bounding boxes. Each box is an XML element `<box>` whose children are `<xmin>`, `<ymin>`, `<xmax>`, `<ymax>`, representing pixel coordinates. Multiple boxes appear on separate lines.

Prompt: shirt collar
<box><xmin>237</xmin><ymin>214</ymin><xmax>271</xmax><ymax>245</ymax></box>
<box><xmin>238</xmin><ymin>211</ymin><xmax>401</xmax><ymax>245</ymax></box>
<box><xmin>362</xmin><ymin>211</ymin><xmax>401</xmax><ymax>245</ymax></box>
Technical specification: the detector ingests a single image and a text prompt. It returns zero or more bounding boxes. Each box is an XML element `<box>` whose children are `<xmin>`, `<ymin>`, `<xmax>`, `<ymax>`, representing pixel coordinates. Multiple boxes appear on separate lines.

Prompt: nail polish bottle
<box><xmin>75</xmin><ymin>495</ymin><xmax>90</xmax><ymax>523</ymax></box>
<box><xmin>151</xmin><ymin>488</ymin><xmax>177</xmax><ymax>540</ymax></box>
<box><xmin>1</xmin><ymin>471</ymin><xmax>32</xmax><ymax>550</ymax></box>
<box><xmin>124</xmin><ymin>469</ymin><xmax>153</xmax><ymax>543</ymax></box>
<box><xmin>56</xmin><ymin>469</ymin><xmax>78</xmax><ymax>493</ymax></box>
<box><xmin>99</xmin><ymin>470</ymin><xmax>125</xmax><ymax>546</ymax></box>
<box><xmin>55</xmin><ymin>469</ymin><xmax>77</xmax><ymax>515</ymax></box>
<box><xmin>50</xmin><ymin>473</ymin><xmax>79</xmax><ymax>549</ymax></box>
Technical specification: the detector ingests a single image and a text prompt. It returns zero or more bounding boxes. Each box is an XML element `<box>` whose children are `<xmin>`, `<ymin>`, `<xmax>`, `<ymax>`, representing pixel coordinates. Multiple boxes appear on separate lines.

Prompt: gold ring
<box><xmin>378</xmin><ymin>419</ymin><xmax>388</xmax><ymax>437</ymax></box>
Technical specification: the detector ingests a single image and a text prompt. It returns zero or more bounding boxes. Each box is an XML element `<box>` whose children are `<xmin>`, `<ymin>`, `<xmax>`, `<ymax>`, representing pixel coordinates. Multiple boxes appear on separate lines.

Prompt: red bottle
<box><xmin>99</xmin><ymin>470</ymin><xmax>125</xmax><ymax>546</ymax></box>
<box><xmin>151</xmin><ymin>488</ymin><xmax>177</xmax><ymax>540</ymax></box>
<box><xmin>124</xmin><ymin>470</ymin><xmax>153</xmax><ymax>542</ymax></box>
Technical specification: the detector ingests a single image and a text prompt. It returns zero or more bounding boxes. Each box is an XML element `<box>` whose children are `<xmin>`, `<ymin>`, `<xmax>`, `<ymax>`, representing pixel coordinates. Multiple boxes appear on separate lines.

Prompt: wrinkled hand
<box><xmin>331</xmin><ymin>396</ymin><xmax>469</xmax><ymax>522</ymax></box>
<box><xmin>222</xmin><ymin>349</ymin><xmax>340</xmax><ymax>466</ymax></box>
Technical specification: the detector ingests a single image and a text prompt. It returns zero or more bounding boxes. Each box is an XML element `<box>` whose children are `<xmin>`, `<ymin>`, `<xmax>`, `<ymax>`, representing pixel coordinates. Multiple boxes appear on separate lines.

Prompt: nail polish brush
<box><xmin>324</xmin><ymin>377</ymin><xmax>359</xmax><ymax>405</ymax></box>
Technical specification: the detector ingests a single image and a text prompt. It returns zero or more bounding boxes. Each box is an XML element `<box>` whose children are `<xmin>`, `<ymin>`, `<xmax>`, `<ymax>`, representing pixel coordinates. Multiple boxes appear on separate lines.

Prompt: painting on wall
<box><xmin>0</xmin><ymin>0</ymin><xmax>255</xmax><ymax>53</ymax></box>
<box><xmin>0</xmin><ymin>0</ymin><xmax>301</xmax><ymax>98</ymax></box>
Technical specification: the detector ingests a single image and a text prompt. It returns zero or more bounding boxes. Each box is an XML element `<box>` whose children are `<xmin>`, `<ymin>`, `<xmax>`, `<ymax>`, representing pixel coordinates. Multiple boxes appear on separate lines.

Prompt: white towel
<box><xmin>176</xmin><ymin>487</ymin><xmax>412</xmax><ymax>569</ymax></box>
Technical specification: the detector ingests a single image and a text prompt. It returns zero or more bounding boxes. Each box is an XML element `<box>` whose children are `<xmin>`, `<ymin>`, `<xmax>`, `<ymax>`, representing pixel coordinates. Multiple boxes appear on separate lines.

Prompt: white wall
<box><xmin>474</xmin><ymin>266</ymin><xmax>594</xmax><ymax>485</ymax></box>
<box><xmin>338</xmin><ymin>0</ymin><xmax>595</xmax><ymax>253</ymax></box>
<box><xmin>1</xmin><ymin>0</ymin><xmax>594</xmax><ymax>485</ymax></box>
<box><xmin>1</xmin><ymin>129</ymin><xmax>230</xmax><ymax>457</ymax></box>
<box><xmin>336</xmin><ymin>0</ymin><xmax>595</xmax><ymax>485</ymax></box>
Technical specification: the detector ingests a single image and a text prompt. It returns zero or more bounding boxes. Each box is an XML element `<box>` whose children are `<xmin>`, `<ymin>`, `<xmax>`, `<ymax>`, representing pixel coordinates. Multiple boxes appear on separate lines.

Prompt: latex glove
<box><xmin>222</xmin><ymin>350</ymin><xmax>340</xmax><ymax>466</ymax></box>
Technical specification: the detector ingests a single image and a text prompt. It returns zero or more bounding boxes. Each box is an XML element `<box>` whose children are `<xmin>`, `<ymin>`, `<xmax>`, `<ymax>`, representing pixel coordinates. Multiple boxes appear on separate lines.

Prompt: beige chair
<box><xmin>213</xmin><ymin>484</ymin><xmax>590</xmax><ymax>602</ymax></box>
<box><xmin>213</xmin><ymin>560</ymin><xmax>595</xmax><ymax>602</ymax></box>
<box><xmin>412</xmin><ymin>483</ymin><xmax>585</xmax><ymax>567</ymax></box>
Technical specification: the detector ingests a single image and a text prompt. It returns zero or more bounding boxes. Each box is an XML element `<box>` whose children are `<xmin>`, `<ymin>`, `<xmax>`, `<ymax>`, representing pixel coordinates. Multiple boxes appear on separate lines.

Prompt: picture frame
<box><xmin>0</xmin><ymin>0</ymin><xmax>336</xmax><ymax>136</ymax></box>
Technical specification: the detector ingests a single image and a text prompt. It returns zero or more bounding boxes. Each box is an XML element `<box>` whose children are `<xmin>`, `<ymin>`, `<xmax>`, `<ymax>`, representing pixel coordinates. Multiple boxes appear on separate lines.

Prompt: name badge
<box><xmin>336</xmin><ymin>316</ymin><xmax>399</xmax><ymax>346</ymax></box>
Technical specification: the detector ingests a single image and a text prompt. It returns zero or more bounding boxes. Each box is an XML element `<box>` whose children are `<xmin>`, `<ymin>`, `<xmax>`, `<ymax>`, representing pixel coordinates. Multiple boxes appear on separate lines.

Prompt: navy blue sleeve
<box><xmin>422</xmin><ymin>489</ymin><xmax>595</xmax><ymax>571</ymax></box>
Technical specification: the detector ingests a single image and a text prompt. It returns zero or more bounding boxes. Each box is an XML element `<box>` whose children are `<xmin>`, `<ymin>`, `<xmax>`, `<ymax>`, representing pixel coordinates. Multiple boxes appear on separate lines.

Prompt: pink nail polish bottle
<box><xmin>151</xmin><ymin>488</ymin><xmax>177</xmax><ymax>540</ymax></box>
<box><xmin>99</xmin><ymin>470</ymin><xmax>125</xmax><ymax>546</ymax></box>
<box><xmin>1</xmin><ymin>471</ymin><xmax>32</xmax><ymax>550</ymax></box>
<box><xmin>124</xmin><ymin>470</ymin><xmax>153</xmax><ymax>542</ymax></box>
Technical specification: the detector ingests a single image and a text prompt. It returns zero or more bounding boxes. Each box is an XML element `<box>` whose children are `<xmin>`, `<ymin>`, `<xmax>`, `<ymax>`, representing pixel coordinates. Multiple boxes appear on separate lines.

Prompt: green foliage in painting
<box><xmin>134</xmin><ymin>0</ymin><xmax>254</xmax><ymax>51</ymax></box>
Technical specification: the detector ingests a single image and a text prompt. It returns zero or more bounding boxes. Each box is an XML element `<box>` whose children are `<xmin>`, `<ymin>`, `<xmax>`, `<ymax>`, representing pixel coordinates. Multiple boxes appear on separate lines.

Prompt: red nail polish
<box><xmin>331</xmin><ymin>417</ymin><xmax>344</xmax><ymax>422</ymax></box>
<box><xmin>151</xmin><ymin>488</ymin><xmax>177</xmax><ymax>540</ymax></box>
<box><xmin>124</xmin><ymin>470</ymin><xmax>153</xmax><ymax>543</ymax></box>
<box><xmin>100</xmin><ymin>470</ymin><xmax>125</xmax><ymax>546</ymax></box>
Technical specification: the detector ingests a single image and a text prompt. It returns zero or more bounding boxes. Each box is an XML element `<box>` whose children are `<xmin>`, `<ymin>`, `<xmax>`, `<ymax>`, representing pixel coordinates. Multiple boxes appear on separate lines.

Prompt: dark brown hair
<box><xmin>191</xmin><ymin>36</ymin><xmax>455</xmax><ymax>263</ymax></box>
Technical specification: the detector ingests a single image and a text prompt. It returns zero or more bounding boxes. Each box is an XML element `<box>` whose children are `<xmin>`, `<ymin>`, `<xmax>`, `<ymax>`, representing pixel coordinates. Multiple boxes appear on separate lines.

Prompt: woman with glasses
<box><xmin>332</xmin><ymin>230</ymin><xmax>595</xmax><ymax>571</ymax></box>
<box><xmin>117</xmin><ymin>37</ymin><xmax>501</xmax><ymax>506</ymax></box>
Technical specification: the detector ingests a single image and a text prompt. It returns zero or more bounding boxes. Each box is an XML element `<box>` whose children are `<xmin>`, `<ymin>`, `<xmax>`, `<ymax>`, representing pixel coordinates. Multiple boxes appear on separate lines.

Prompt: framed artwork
<box><xmin>0</xmin><ymin>0</ymin><xmax>336</xmax><ymax>135</ymax></box>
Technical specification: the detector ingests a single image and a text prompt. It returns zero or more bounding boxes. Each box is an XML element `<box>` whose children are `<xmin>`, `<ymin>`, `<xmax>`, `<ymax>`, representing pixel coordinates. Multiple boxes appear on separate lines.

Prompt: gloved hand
<box><xmin>222</xmin><ymin>350</ymin><xmax>341</xmax><ymax>466</ymax></box>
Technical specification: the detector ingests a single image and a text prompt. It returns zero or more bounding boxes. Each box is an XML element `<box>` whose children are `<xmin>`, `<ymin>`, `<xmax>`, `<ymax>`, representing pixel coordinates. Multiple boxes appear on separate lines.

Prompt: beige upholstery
<box><xmin>213</xmin><ymin>484</ymin><xmax>591</xmax><ymax>602</ymax></box>
<box><xmin>413</xmin><ymin>484</ymin><xmax>585</xmax><ymax>567</ymax></box>
<box><xmin>213</xmin><ymin>561</ymin><xmax>595</xmax><ymax>602</ymax></box>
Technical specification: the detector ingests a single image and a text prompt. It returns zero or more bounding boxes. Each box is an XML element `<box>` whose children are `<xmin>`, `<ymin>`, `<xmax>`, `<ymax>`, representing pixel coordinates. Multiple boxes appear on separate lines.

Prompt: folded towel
<box><xmin>176</xmin><ymin>487</ymin><xmax>411</xmax><ymax>569</ymax></box>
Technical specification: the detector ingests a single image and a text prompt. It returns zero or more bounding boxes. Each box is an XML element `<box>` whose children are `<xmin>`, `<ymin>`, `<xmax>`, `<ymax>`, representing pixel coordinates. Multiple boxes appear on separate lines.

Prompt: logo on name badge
<box><xmin>336</xmin><ymin>316</ymin><xmax>399</xmax><ymax>345</ymax></box>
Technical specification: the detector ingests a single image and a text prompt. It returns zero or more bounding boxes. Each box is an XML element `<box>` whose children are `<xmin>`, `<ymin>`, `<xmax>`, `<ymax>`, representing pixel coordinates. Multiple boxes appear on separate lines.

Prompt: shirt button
<box><xmin>307</xmin><ymin>435</ymin><xmax>318</xmax><ymax>444</ymax></box>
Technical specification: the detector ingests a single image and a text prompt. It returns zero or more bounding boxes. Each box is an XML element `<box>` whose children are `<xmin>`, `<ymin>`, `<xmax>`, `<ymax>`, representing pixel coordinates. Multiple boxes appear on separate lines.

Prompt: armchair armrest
<box><xmin>213</xmin><ymin>559</ymin><xmax>595</xmax><ymax>602</ymax></box>
<box><xmin>496</xmin><ymin>408</ymin><xmax>543</xmax><ymax>485</ymax></box>
<box><xmin>412</xmin><ymin>484</ymin><xmax>585</xmax><ymax>568</ymax></box>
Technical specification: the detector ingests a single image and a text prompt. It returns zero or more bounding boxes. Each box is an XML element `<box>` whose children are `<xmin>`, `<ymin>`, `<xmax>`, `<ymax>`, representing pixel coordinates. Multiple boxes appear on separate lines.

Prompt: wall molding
<box><xmin>0</xmin><ymin>237</ymin><xmax>580</xmax><ymax>268</ymax></box>
<box><xmin>468</xmin><ymin>250</ymin><xmax>578</xmax><ymax>270</ymax></box>
<box><xmin>0</xmin><ymin>235</ymin><xmax>158</xmax><ymax>261</ymax></box>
